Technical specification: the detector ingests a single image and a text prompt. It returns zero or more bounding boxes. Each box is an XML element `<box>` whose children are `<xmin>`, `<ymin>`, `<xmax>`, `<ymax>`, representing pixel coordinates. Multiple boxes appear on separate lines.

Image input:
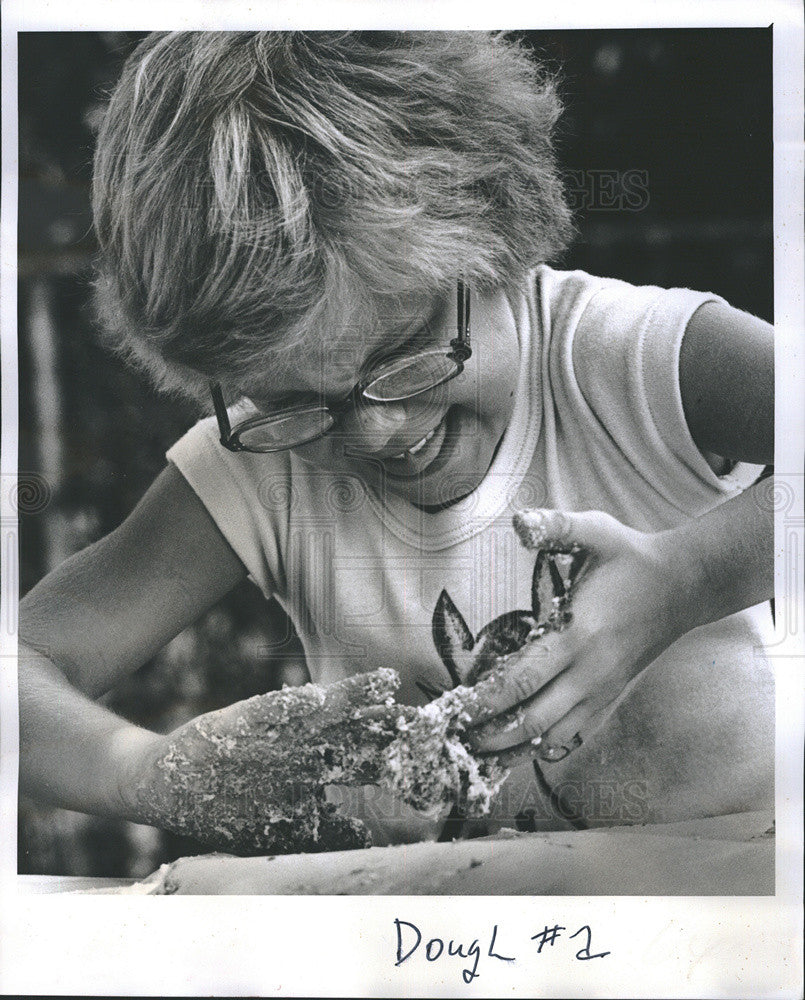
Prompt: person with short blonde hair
<box><xmin>20</xmin><ymin>30</ymin><xmax>774</xmax><ymax>859</ymax></box>
<box><xmin>92</xmin><ymin>31</ymin><xmax>572</xmax><ymax>402</ymax></box>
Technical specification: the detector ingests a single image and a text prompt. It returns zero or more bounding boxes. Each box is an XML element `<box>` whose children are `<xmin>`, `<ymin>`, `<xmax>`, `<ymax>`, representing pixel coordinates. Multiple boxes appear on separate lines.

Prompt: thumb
<box><xmin>513</xmin><ymin>507</ymin><xmax>634</xmax><ymax>561</ymax></box>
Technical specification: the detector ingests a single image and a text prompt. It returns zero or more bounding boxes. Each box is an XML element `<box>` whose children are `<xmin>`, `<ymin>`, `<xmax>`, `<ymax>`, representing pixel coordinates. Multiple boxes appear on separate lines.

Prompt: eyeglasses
<box><xmin>211</xmin><ymin>281</ymin><xmax>471</xmax><ymax>453</ymax></box>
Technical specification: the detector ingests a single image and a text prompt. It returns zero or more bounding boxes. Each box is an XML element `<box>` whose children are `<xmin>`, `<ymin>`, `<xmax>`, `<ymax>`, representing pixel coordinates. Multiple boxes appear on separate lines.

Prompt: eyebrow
<box><xmin>240</xmin><ymin>304</ymin><xmax>441</xmax><ymax>410</ymax></box>
<box><xmin>244</xmin><ymin>377</ymin><xmax>357</xmax><ymax>411</ymax></box>
<box><xmin>359</xmin><ymin>309</ymin><xmax>439</xmax><ymax>372</ymax></box>
<box><xmin>245</xmin><ymin>388</ymin><xmax>336</xmax><ymax>411</ymax></box>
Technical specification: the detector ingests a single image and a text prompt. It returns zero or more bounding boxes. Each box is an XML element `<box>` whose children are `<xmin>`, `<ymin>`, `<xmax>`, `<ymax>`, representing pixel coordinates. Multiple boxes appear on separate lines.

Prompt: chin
<box><xmin>389</xmin><ymin>450</ymin><xmax>494</xmax><ymax>509</ymax></box>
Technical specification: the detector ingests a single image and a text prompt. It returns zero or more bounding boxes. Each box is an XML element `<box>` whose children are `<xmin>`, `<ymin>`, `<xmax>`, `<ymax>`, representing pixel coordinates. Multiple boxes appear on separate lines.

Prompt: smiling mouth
<box><xmin>388</xmin><ymin>425</ymin><xmax>440</xmax><ymax>460</ymax></box>
<box><xmin>341</xmin><ymin>407</ymin><xmax>465</xmax><ymax>480</ymax></box>
<box><xmin>381</xmin><ymin>410</ymin><xmax>458</xmax><ymax>479</ymax></box>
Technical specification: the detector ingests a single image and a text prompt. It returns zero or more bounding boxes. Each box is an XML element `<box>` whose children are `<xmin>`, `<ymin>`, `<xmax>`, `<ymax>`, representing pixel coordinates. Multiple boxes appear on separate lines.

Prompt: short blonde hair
<box><xmin>92</xmin><ymin>31</ymin><xmax>573</xmax><ymax>403</ymax></box>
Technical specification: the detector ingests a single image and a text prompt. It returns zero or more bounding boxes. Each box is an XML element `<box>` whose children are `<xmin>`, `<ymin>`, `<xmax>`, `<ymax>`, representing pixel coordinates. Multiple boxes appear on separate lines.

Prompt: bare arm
<box><xmin>19</xmin><ymin>463</ymin><xmax>409</xmax><ymax>854</ymax></box>
<box><xmin>19</xmin><ymin>462</ymin><xmax>248</xmax><ymax>817</ymax></box>
<box><xmin>471</xmin><ymin>300</ymin><xmax>776</xmax><ymax>756</ymax></box>
<box><xmin>679</xmin><ymin>300</ymin><xmax>773</xmax><ymax>465</ymax></box>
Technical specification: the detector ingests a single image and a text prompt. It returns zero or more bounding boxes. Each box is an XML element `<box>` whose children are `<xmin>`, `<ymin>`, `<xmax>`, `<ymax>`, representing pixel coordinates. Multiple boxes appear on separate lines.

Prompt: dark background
<box><xmin>16</xmin><ymin>29</ymin><xmax>773</xmax><ymax>877</ymax></box>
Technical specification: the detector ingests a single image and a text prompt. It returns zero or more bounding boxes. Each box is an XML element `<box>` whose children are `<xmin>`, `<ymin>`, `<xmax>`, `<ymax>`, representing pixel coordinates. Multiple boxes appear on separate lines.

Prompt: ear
<box><xmin>431</xmin><ymin>589</ymin><xmax>474</xmax><ymax>688</ymax></box>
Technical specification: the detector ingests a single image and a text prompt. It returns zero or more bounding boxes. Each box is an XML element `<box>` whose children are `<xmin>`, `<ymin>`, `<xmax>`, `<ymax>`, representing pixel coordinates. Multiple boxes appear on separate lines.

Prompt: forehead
<box><xmin>238</xmin><ymin>291</ymin><xmax>440</xmax><ymax>404</ymax></box>
<box><xmin>248</xmin><ymin>340</ymin><xmax>368</xmax><ymax>403</ymax></box>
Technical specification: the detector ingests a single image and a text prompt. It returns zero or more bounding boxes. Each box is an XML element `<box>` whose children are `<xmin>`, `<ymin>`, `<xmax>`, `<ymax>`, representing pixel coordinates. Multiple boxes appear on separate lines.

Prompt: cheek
<box><xmin>452</xmin><ymin>345</ymin><xmax>518</xmax><ymax>430</ymax></box>
<box><xmin>292</xmin><ymin>429</ymin><xmax>385</xmax><ymax>478</ymax></box>
<box><xmin>293</xmin><ymin>436</ymin><xmax>349</xmax><ymax>470</ymax></box>
<box><xmin>486</xmin><ymin>326</ymin><xmax>521</xmax><ymax>384</ymax></box>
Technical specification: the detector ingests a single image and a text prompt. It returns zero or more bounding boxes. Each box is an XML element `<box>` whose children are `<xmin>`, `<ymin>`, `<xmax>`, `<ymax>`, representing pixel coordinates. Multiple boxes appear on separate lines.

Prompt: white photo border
<box><xmin>1</xmin><ymin>1</ymin><xmax>802</xmax><ymax>997</ymax></box>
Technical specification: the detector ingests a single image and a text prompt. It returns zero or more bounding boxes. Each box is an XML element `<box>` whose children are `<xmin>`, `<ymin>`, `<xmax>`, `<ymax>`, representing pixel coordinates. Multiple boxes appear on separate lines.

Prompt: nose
<box><xmin>342</xmin><ymin>401</ymin><xmax>409</xmax><ymax>455</ymax></box>
<box><xmin>336</xmin><ymin>387</ymin><xmax>452</xmax><ymax>458</ymax></box>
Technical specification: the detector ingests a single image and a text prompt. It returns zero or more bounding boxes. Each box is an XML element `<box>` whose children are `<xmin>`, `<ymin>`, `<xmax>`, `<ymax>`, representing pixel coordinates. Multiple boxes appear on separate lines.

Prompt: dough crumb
<box><xmin>380</xmin><ymin>686</ymin><xmax>508</xmax><ymax>817</ymax></box>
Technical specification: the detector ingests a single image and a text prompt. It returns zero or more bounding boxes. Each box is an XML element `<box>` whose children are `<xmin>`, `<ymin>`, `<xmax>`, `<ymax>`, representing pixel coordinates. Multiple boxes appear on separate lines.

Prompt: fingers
<box><xmin>317</xmin><ymin>706</ymin><xmax>417</xmax><ymax>786</ymax></box>
<box><xmin>535</xmin><ymin>731</ymin><xmax>584</xmax><ymax>763</ymax></box>
<box><xmin>222</xmin><ymin>668</ymin><xmax>401</xmax><ymax>735</ymax></box>
<box><xmin>354</xmin><ymin>702</ymin><xmax>416</xmax><ymax>724</ymax></box>
<box><xmin>481</xmin><ymin>731</ymin><xmax>585</xmax><ymax>770</ymax></box>
<box><xmin>471</xmin><ymin>669</ymin><xmax>613</xmax><ymax>762</ymax></box>
<box><xmin>479</xmin><ymin>738</ymin><xmax>544</xmax><ymax>770</ymax></box>
<box><xmin>538</xmin><ymin>701</ymin><xmax>612</xmax><ymax>760</ymax></box>
<box><xmin>461</xmin><ymin>629</ymin><xmax>573</xmax><ymax>727</ymax></box>
<box><xmin>318</xmin><ymin>668</ymin><xmax>401</xmax><ymax>720</ymax></box>
<box><xmin>514</xmin><ymin>508</ymin><xmax>577</xmax><ymax>551</ymax></box>
<box><xmin>475</xmin><ymin>706</ymin><xmax>591</xmax><ymax>770</ymax></box>
<box><xmin>294</xmin><ymin>671</ymin><xmax>408</xmax><ymax>781</ymax></box>
<box><xmin>470</xmin><ymin>697</ymin><xmax>547</xmax><ymax>753</ymax></box>
<box><xmin>211</xmin><ymin>684</ymin><xmax>329</xmax><ymax>734</ymax></box>
<box><xmin>470</xmin><ymin>658</ymin><xmax>591</xmax><ymax>754</ymax></box>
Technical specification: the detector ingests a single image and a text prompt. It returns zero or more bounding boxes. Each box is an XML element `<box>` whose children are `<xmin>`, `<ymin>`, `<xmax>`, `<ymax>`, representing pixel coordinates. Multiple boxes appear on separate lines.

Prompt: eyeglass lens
<box><xmin>361</xmin><ymin>349</ymin><xmax>460</xmax><ymax>402</ymax></box>
<box><xmin>237</xmin><ymin>407</ymin><xmax>336</xmax><ymax>451</ymax></box>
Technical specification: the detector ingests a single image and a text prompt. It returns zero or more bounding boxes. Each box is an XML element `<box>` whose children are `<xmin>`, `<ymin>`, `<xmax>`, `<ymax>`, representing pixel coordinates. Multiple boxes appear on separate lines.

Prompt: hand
<box><xmin>465</xmin><ymin>508</ymin><xmax>702</xmax><ymax>764</ymax></box>
<box><xmin>126</xmin><ymin>669</ymin><xmax>410</xmax><ymax>855</ymax></box>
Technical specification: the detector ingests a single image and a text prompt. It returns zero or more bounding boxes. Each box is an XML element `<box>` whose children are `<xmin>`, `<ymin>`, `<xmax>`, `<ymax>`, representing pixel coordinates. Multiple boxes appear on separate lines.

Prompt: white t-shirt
<box><xmin>167</xmin><ymin>266</ymin><xmax>774</xmax><ymax>835</ymax></box>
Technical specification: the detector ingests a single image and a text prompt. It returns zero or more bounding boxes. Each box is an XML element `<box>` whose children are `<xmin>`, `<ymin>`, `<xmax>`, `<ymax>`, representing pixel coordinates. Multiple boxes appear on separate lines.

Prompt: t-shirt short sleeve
<box><xmin>166</xmin><ymin>417</ymin><xmax>289</xmax><ymax>599</ymax></box>
<box><xmin>542</xmin><ymin>268</ymin><xmax>764</xmax><ymax>515</ymax></box>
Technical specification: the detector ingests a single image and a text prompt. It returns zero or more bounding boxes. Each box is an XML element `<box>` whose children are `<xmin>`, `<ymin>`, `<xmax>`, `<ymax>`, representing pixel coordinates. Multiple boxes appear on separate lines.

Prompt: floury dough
<box><xmin>380</xmin><ymin>685</ymin><xmax>507</xmax><ymax>817</ymax></box>
<box><xmin>134</xmin><ymin>667</ymin><xmax>507</xmax><ymax>857</ymax></box>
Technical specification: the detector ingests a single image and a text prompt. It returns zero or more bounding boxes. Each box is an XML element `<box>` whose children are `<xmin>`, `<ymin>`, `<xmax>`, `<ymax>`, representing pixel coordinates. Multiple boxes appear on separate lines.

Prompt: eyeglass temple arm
<box><xmin>450</xmin><ymin>280</ymin><xmax>471</xmax><ymax>363</ymax></box>
<box><xmin>210</xmin><ymin>381</ymin><xmax>233</xmax><ymax>443</ymax></box>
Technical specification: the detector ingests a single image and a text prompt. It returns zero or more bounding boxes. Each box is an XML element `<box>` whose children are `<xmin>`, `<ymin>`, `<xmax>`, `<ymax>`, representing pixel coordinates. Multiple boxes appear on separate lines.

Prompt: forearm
<box><xmin>18</xmin><ymin>641</ymin><xmax>160</xmax><ymax>820</ymax></box>
<box><xmin>659</xmin><ymin>476</ymin><xmax>773</xmax><ymax>630</ymax></box>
